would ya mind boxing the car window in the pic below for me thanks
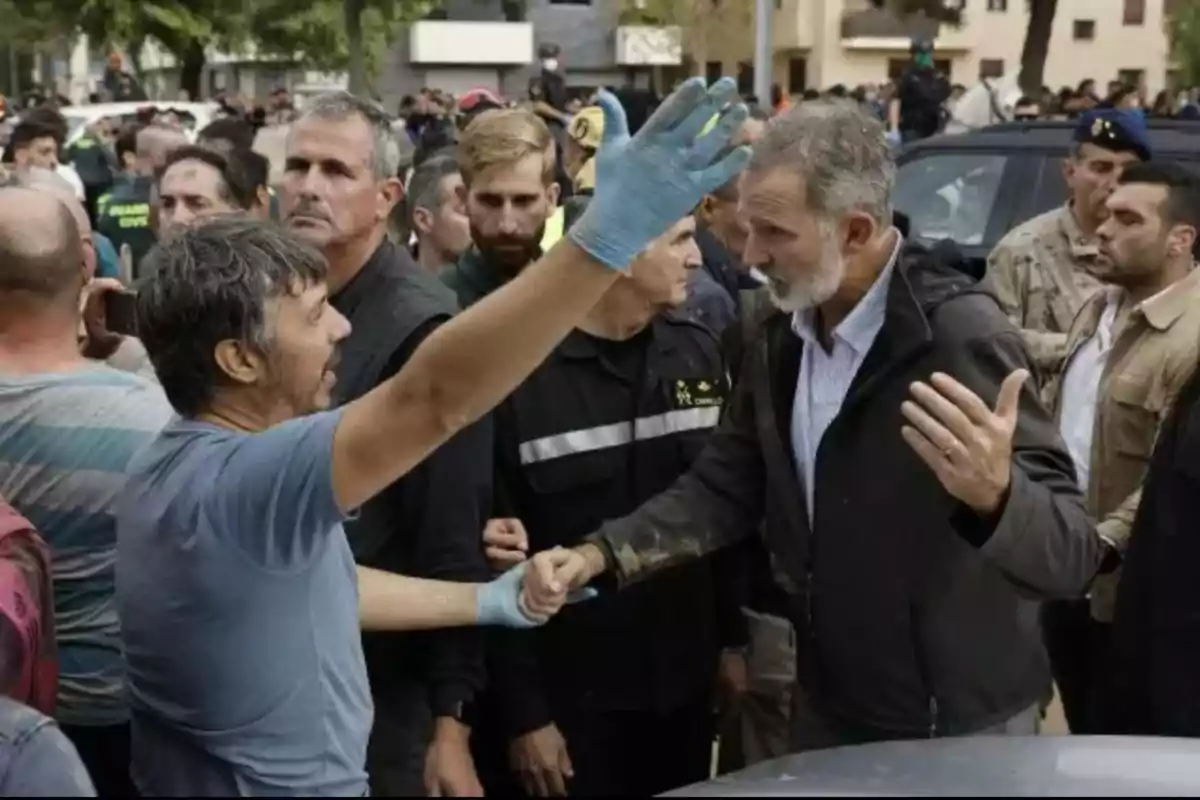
[894,153,1008,247]
[1029,157,1067,220]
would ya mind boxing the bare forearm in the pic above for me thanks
[357,566,480,631]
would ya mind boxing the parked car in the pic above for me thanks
[667,735,1200,796]
[58,101,220,146]
[893,119,1200,276]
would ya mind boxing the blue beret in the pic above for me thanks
[1074,108,1151,161]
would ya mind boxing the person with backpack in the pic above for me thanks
[0,498,55,718]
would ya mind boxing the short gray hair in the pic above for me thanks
[297,91,401,181]
[405,153,460,230]
[749,100,894,227]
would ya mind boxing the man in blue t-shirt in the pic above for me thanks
[116,79,751,796]
[117,219,588,796]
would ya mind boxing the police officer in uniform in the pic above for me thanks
[67,120,117,223]
[985,108,1150,376]
[480,206,726,797]
[96,125,187,278]
[889,38,949,144]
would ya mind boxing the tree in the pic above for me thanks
[9,0,255,99]
[1017,0,1057,96]
[14,0,437,100]
[251,0,438,96]
[1166,0,1200,89]
[338,0,440,95]
[0,0,73,47]
[0,0,71,96]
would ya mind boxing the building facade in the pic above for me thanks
[45,0,1175,107]
[377,0,682,109]
[700,0,1175,96]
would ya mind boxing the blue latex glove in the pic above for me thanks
[885,130,902,148]
[567,76,752,271]
[475,562,598,628]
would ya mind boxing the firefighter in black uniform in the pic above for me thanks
[890,38,950,144]
[476,207,731,797]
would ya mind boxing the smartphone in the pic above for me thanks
[104,289,139,337]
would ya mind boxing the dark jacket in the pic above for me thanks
[694,225,745,303]
[587,243,1104,739]
[490,314,727,733]
[898,65,950,139]
[331,240,491,722]
[95,175,156,279]
[441,247,514,309]
[1101,365,1200,737]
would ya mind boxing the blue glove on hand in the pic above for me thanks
[567,76,753,271]
[477,563,540,628]
[476,562,598,628]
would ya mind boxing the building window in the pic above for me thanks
[1073,19,1096,40]
[705,61,723,84]
[1123,0,1145,25]
[987,0,1007,10]
[736,62,754,97]
[979,59,1004,79]
[548,0,590,6]
[788,57,806,93]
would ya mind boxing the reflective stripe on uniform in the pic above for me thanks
[518,405,720,465]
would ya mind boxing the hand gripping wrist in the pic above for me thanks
[475,563,540,628]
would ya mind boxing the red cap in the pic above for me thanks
[458,88,504,113]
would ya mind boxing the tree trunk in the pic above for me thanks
[179,39,206,101]
[1018,0,1057,96]
[345,0,367,96]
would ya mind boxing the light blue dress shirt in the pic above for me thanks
[791,233,902,522]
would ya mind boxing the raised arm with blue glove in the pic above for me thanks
[568,77,752,271]
[337,80,754,578]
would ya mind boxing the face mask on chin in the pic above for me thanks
[542,59,559,73]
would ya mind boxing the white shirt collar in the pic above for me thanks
[791,229,904,354]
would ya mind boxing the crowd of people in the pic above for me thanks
[0,41,1199,799]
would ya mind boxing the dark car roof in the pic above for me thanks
[902,119,1200,158]
[668,735,1200,797]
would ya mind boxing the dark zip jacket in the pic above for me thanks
[587,241,1104,739]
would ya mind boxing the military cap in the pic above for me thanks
[1074,108,1151,161]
